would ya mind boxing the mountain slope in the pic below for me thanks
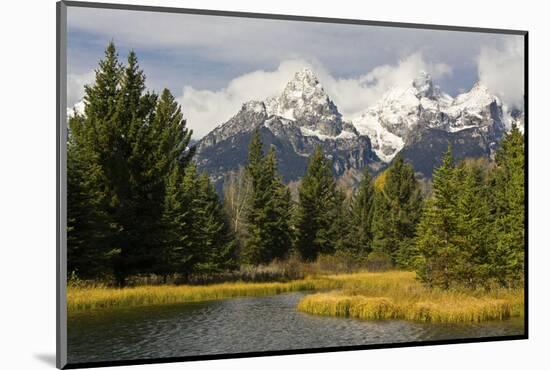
[195,69,381,189]
[352,71,509,175]
[68,68,522,186]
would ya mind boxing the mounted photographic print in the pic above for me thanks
[56,1,528,368]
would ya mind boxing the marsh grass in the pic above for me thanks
[68,270,524,324]
[297,272,524,323]
[67,277,342,313]
[66,271,398,312]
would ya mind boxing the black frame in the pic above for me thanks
[56,1,529,369]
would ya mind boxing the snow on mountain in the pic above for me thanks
[66,67,519,186]
[352,111,405,163]
[353,71,507,162]
[196,68,378,188]
[445,82,504,133]
[265,68,345,137]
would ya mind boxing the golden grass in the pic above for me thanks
[297,271,524,323]
[67,276,343,313]
[67,271,405,312]
[68,270,524,324]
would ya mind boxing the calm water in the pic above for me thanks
[67,292,524,364]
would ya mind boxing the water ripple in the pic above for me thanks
[68,292,524,364]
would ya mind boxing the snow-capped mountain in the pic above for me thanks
[264,68,345,137]
[67,67,522,187]
[195,68,379,188]
[352,71,507,163]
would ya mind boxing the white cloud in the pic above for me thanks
[323,53,452,118]
[67,70,94,107]
[178,53,452,138]
[178,60,312,138]
[477,37,524,109]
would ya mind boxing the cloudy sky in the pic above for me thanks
[67,6,525,138]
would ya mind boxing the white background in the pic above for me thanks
[0,0,547,369]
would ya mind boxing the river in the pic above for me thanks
[67,292,524,364]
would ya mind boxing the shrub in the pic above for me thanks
[365,251,393,272]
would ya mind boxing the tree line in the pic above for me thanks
[67,43,236,286]
[68,43,525,289]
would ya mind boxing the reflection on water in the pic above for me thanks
[68,292,524,364]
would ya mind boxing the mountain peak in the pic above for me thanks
[241,100,267,115]
[293,67,319,84]
[470,81,490,93]
[265,68,343,136]
[412,70,435,98]
[452,81,496,109]
[284,67,323,97]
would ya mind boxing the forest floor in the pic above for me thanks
[67,271,523,323]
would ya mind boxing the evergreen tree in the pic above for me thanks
[105,50,157,286]
[348,168,376,256]
[241,131,293,264]
[415,146,459,287]
[491,125,525,286]
[156,163,186,282]
[241,130,267,264]
[150,89,195,279]
[67,42,123,279]
[194,172,238,274]
[294,146,339,261]
[415,141,524,289]
[453,159,493,287]
[67,42,240,284]
[372,154,423,267]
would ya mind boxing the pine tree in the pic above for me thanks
[67,42,241,284]
[150,89,195,279]
[263,148,293,261]
[294,146,339,261]
[194,172,238,274]
[241,130,267,264]
[106,50,157,286]
[241,131,292,264]
[372,154,423,267]
[453,159,493,287]
[348,168,376,256]
[490,125,525,286]
[67,42,123,279]
[415,146,459,287]
[156,163,186,282]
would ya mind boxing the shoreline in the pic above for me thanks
[67,271,523,324]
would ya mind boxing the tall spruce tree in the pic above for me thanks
[415,146,459,287]
[67,42,123,279]
[294,146,340,261]
[262,148,294,261]
[415,142,524,289]
[453,159,493,287]
[153,89,195,280]
[241,130,267,264]
[491,125,525,286]
[372,154,423,267]
[241,131,292,264]
[348,168,376,256]
[105,50,158,286]
[67,42,242,285]
[194,172,238,274]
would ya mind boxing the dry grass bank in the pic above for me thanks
[68,271,524,324]
[297,272,524,323]
[67,277,341,312]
